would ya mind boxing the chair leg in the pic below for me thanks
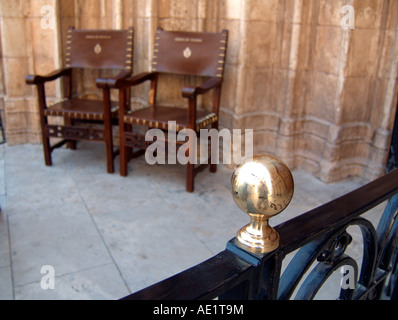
[36,84,53,166]
[186,163,194,192]
[119,123,129,177]
[104,121,114,174]
[40,122,52,166]
[209,136,217,172]
[105,140,115,174]
[119,139,128,177]
[64,117,76,150]
[42,135,52,167]
[210,121,218,173]
[104,122,114,174]
[67,141,77,150]
[119,122,134,177]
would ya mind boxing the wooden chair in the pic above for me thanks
[26,27,134,173]
[114,28,228,192]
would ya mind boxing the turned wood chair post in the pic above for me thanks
[102,86,114,174]
[36,83,52,166]
[186,95,198,193]
[148,73,158,107]
[118,86,128,177]
[63,69,76,150]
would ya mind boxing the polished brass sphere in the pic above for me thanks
[231,155,294,217]
[231,155,294,253]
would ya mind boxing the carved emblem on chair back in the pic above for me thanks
[94,43,102,55]
[183,47,192,59]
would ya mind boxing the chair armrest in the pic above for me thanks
[182,77,222,98]
[25,68,72,85]
[96,70,132,88]
[103,72,158,88]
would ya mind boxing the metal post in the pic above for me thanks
[220,154,295,299]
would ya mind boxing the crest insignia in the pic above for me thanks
[94,43,102,55]
[183,47,192,59]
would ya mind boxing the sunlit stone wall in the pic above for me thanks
[0,0,397,182]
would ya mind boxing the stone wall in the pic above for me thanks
[0,0,397,182]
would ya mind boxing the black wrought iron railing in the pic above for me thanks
[122,156,398,301]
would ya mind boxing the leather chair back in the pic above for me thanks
[65,26,133,70]
[151,28,228,78]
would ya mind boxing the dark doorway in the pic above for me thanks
[387,98,398,173]
[0,110,4,144]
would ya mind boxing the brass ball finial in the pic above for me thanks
[231,155,294,253]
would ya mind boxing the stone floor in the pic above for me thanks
[0,142,388,300]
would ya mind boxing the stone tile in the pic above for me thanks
[8,201,113,287]
[0,0,23,18]
[2,99,28,115]
[25,0,57,18]
[75,0,101,18]
[136,0,155,18]
[341,76,371,123]
[220,0,244,20]
[308,72,338,123]
[219,64,239,111]
[5,157,81,215]
[3,58,30,98]
[167,0,199,19]
[0,212,10,268]
[28,18,56,60]
[14,263,129,300]
[0,266,13,300]
[318,0,345,27]
[59,0,75,18]
[0,18,27,57]
[337,124,373,144]
[218,20,241,65]
[251,69,284,114]
[385,0,398,31]
[4,143,44,165]
[2,112,28,139]
[353,0,384,29]
[246,21,279,68]
[161,165,249,254]
[376,30,398,80]
[252,131,278,155]
[287,169,365,206]
[346,28,379,78]
[93,202,214,293]
[335,141,371,163]
[2,132,28,146]
[248,0,280,22]
[314,26,342,75]
[66,148,172,216]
